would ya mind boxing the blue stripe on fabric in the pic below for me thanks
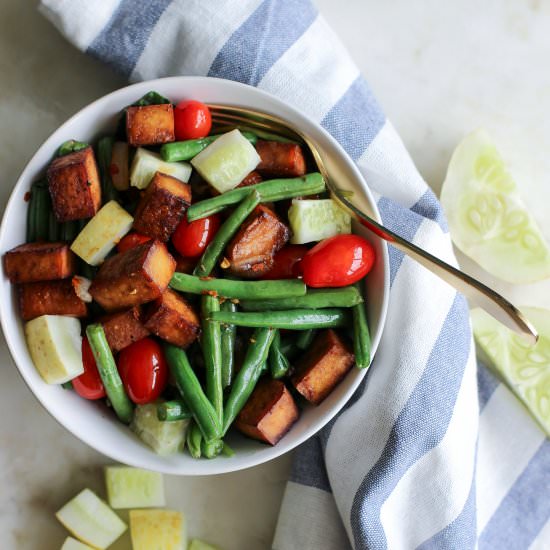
[477,363,500,410]
[321,77,385,161]
[86,0,172,78]
[410,189,449,232]
[290,435,332,492]
[479,439,550,550]
[207,0,317,86]
[350,293,472,549]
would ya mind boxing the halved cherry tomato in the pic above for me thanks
[72,337,106,400]
[116,233,151,253]
[174,100,212,141]
[300,234,375,288]
[260,245,309,280]
[117,338,168,405]
[171,214,221,258]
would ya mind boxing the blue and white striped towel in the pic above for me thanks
[40,1,549,548]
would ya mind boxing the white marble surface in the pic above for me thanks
[1,1,549,549]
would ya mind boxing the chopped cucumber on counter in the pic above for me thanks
[131,402,190,455]
[25,315,83,384]
[105,466,165,509]
[189,539,220,550]
[441,129,550,283]
[191,129,260,193]
[130,147,192,189]
[288,198,351,244]
[130,509,186,550]
[60,537,94,550]
[71,201,133,266]
[56,489,127,550]
[472,307,550,436]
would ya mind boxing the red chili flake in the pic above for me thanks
[24,191,32,202]
[109,163,119,176]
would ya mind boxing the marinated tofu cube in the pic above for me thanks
[133,172,191,242]
[101,307,150,353]
[235,379,299,445]
[226,205,289,278]
[89,240,176,311]
[143,289,200,348]
[126,104,175,146]
[255,140,306,178]
[3,242,76,283]
[236,170,263,188]
[18,279,88,322]
[291,329,355,405]
[47,146,101,221]
[173,253,196,274]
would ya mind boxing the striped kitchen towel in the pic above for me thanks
[39,1,549,548]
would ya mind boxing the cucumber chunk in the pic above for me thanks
[288,199,351,244]
[25,315,83,384]
[441,129,550,283]
[71,201,133,266]
[131,402,190,455]
[189,539,220,550]
[60,537,94,550]
[130,509,186,550]
[55,488,127,549]
[130,147,192,189]
[191,129,260,193]
[472,307,550,436]
[105,466,165,509]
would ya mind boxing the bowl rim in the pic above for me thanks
[0,75,390,475]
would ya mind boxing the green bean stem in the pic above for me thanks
[157,399,192,422]
[186,421,202,459]
[269,330,291,379]
[220,301,237,388]
[352,284,371,369]
[85,324,134,424]
[201,438,224,459]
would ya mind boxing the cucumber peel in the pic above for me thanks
[130,147,192,189]
[105,466,165,509]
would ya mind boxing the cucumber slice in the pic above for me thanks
[191,129,260,193]
[130,509,186,550]
[60,537,94,550]
[441,129,550,283]
[70,201,133,266]
[105,466,165,509]
[471,307,550,436]
[55,489,127,549]
[25,315,83,384]
[130,147,192,189]
[288,199,351,244]
[131,402,190,455]
[189,539,220,550]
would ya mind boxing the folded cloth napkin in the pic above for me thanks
[40,1,549,548]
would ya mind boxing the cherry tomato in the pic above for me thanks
[171,214,221,258]
[174,100,212,140]
[261,245,309,280]
[116,233,151,253]
[72,338,106,400]
[300,234,375,288]
[117,338,168,405]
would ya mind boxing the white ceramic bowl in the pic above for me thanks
[0,77,389,475]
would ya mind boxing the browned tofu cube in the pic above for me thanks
[3,242,76,284]
[89,240,176,311]
[126,104,175,146]
[226,205,289,278]
[46,147,101,221]
[236,171,263,188]
[291,329,355,405]
[235,379,299,445]
[18,279,88,321]
[133,172,191,241]
[173,253,197,274]
[255,140,306,177]
[143,289,200,348]
[101,307,150,353]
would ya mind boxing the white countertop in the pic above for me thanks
[1,1,549,548]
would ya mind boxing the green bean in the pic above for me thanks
[193,190,261,277]
[209,308,349,331]
[201,295,223,424]
[220,301,237,388]
[240,287,363,311]
[215,125,296,144]
[352,285,371,369]
[157,399,192,421]
[57,140,89,157]
[186,421,202,459]
[269,330,291,379]
[33,183,50,241]
[170,273,306,300]
[187,173,325,221]
[160,131,257,162]
[223,328,275,434]
[61,381,73,390]
[163,344,222,441]
[296,329,317,350]
[26,180,47,241]
[280,339,299,359]
[78,260,97,280]
[48,209,59,241]
[86,324,134,424]
[97,136,119,203]
[59,220,79,242]
[201,438,224,459]
[221,442,235,457]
